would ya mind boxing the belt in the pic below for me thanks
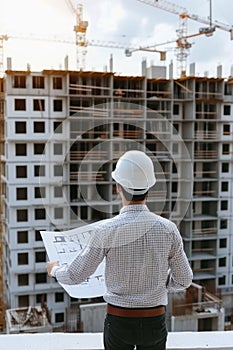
[107,304,166,318]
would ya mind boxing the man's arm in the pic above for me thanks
[167,225,193,291]
[46,245,106,285]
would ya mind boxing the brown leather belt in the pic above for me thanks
[107,304,165,318]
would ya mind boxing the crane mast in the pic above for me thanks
[65,1,88,70]
[137,0,190,75]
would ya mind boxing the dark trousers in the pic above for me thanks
[104,313,167,350]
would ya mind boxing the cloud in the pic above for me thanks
[187,29,233,73]
[1,0,233,76]
[95,0,126,34]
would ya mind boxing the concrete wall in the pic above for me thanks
[171,315,198,332]
[0,332,233,350]
[80,302,107,332]
[171,308,225,332]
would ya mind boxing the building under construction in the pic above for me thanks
[0,57,233,331]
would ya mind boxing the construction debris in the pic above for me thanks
[5,306,52,334]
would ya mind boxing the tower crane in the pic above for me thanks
[136,0,233,76]
[64,1,166,70]
[0,2,167,74]
[64,0,88,69]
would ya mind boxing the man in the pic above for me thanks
[47,150,193,350]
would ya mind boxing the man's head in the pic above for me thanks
[112,150,156,203]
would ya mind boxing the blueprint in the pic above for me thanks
[40,222,106,298]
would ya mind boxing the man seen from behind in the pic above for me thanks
[47,150,193,350]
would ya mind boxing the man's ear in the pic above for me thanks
[116,183,122,193]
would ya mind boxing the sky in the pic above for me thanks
[0,0,233,78]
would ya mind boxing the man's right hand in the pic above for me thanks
[46,261,59,277]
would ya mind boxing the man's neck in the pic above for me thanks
[122,199,146,206]
[129,200,146,205]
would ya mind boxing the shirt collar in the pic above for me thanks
[120,204,149,215]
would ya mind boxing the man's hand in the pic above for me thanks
[46,261,59,277]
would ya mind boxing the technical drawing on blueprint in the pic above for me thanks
[40,222,106,298]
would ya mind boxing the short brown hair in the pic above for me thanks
[121,186,148,201]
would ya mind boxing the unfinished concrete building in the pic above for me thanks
[169,283,225,332]
[0,59,233,329]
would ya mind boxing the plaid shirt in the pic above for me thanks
[54,204,193,308]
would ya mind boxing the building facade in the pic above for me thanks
[0,65,233,328]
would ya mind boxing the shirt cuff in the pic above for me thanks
[51,265,60,278]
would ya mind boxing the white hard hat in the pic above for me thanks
[111,150,156,194]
